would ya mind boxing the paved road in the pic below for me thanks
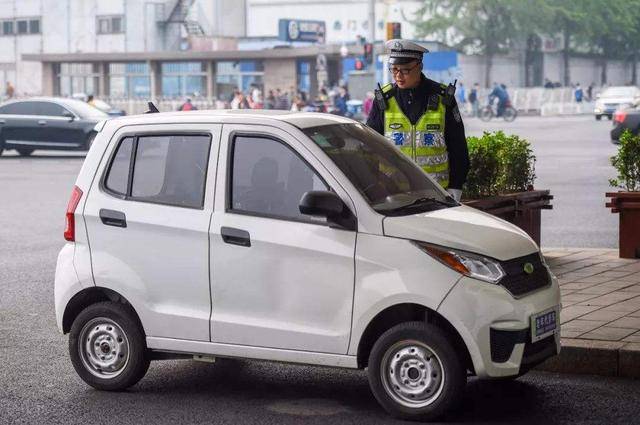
[467,115,619,248]
[0,126,638,424]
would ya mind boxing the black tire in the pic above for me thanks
[367,321,466,422]
[17,148,34,156]
[503,107,517,122]
[0,137,4,156]
[596,115,602,121]
[69,301,150,391]
[479,106,493,122]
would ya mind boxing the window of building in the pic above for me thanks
[105,135,211,209]
[297,60,311,94]
[215,61,264,101]
[97,15,124,34]
[57,63,100,97]
[29,19,40,34]
[16,20,27,34]
[109,62,150,98]
[2,21,13,36]
[161,62,206,98]
[229,135,327,222]
[0,17,39,36]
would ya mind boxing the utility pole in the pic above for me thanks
[368,0,375,44]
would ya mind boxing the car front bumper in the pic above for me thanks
[437,272,561,378]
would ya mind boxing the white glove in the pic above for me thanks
[447,188,462,202]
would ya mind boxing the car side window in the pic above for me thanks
[0,102,33,115]
[36,102,70,117]
[105,137,133,195]
[103,134,211,209]
[229,135,328,222]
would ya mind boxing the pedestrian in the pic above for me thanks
[544,78,553,89]
[250,84,263,109]
[574,83,583,103]
[468,82,479,117]
[5,81,14,98]
[177,97,197,111]
[334,86,349,116]
[457,82,466,105]
[230,92,249,109]
[363,91,374,117]
[587,83,594,101]
[366,39,469,201]
[87,94,96,107]
[264,90,276,109]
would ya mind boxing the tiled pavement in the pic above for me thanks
[544,248,640,343]
[540,248,640,378]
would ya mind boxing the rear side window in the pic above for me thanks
[103,134,211,208]
[36,102,69,117]
[0,102,35,115]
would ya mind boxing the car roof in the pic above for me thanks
[0,96,90,109]
[105,109,356,130]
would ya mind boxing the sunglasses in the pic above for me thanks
[388,63,421,76]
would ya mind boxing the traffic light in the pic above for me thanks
[363,43,373,65]
[355,58,364,71]
[386,22,401,40]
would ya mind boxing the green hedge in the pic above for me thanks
[610,130,640,192]
[464,131,536,199]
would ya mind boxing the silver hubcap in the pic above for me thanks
[381,340,445,408]
[79,317,129,379]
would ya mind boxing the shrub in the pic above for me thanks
[609,130,640,192]
[463,131,536,199]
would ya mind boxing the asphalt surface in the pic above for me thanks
[466,115,619,248]
[1,117,637,424]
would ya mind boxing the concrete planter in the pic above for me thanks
[606,191,640,258]
[463,190,553,246]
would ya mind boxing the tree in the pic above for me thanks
[413,0,541,87]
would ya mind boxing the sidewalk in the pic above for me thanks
[537,248,640,378]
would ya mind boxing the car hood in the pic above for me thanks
[599,96,635,104]
[382,205,538,261]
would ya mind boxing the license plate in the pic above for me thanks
[530,307,558,342]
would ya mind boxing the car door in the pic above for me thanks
[33,101,86,147]
[83,123,221,341]
[210,124,357,354]
[0,101,40,144]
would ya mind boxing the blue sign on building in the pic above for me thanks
[278,19,326,43]
[423,51,460,84]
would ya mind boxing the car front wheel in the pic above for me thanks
[367,321,466,422]
[69,301,150,391]
[17,148,34,156]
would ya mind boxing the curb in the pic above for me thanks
[535,338,640,379]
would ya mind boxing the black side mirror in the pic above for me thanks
[63,111,75,121]
[299,191,356,231]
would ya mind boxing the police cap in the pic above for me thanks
[386,39,429,65]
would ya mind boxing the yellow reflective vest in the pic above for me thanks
[382,83,449,188]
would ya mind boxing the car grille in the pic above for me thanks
[499,253,551,297]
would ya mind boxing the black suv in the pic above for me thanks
[0,97,109,156]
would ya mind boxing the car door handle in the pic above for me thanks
[99,209,127,228]
[37,120,47,125]
[220,226,251,247]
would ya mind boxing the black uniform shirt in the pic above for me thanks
[366,74,470,190]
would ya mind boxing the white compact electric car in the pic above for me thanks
[55,110,560,421]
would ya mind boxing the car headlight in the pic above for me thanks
[414,242,506,284]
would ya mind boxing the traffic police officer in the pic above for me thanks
[366,39,469,202]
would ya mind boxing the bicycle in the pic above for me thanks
[479,99,517,122]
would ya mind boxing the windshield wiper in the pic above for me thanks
[380,196,458,213]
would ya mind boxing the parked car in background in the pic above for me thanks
[594,86,640,120]
[0,97,108,156]
[611,106,640,143]
[72,93,126,117]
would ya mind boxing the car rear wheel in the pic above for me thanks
[16,148,34,156]
[69,301,150,391]
[367,321,466,422]
[595,115,602,121]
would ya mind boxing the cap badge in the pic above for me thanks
[394,41,402,49]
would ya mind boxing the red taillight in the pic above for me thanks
[614,111,627,124]
[64,186,83,242]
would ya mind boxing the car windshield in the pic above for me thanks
[303,123,454,215]
[602,87,637,98]
[64,100,109,119]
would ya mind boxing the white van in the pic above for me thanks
[55,110,560,421]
